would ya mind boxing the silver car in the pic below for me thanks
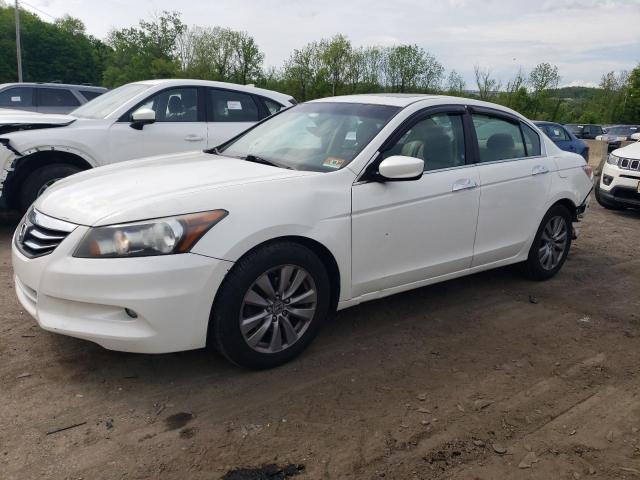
[0,83,107,114]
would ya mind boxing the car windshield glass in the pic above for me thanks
[71,83,152,119]
[219,102,400,172]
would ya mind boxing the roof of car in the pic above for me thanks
[0,82,106,90]
[128,79,295,104]
[533,121,561,126]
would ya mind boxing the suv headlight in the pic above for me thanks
[74,210,228,258]
[606,154,619,166]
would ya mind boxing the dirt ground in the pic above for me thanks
[1,196,640,480]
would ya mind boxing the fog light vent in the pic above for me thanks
[125,308,138,319]
[602,174,613,186]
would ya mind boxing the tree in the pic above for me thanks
[232,31,264,84]
[103,11,184,87]
[445,70,466,95]
[528,62,560,117]
[622,64,640,123]
[319,34,351,96]
[385,44,426,92]
[474,65,500,100]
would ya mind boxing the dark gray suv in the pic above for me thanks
[0,83,107,114]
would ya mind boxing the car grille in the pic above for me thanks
[15,209,77,258]
[619,157,640,172]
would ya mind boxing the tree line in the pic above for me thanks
[0,5,638,124]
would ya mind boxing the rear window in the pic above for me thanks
[79,90,104,101]
[209,89,259,122]
[0,87,33,107]
[38,88,80,107]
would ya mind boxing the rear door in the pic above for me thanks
[471,109,555,266]
[206,88,262,147]
[108,86,207,162]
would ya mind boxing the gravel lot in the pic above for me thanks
[1,197,639,480]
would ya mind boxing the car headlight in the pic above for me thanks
[74,210,228,258]
[606,154,619,166]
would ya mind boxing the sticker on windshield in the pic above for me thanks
[227,101,242,110]
[323,157,345,169]
[11,96,21,102]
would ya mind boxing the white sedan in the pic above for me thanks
[0,79,295,211]
[12,94,593,369]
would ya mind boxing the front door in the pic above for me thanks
[206,88,262,148]
[351,110,480,297]
[108,87,207,163]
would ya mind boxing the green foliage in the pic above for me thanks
[0,6,107,85]
[1,4,638,124]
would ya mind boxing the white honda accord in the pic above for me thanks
[12,94,593,369]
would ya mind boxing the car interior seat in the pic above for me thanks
[486,133,515,162]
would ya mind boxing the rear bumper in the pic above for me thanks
[11,227,234,353]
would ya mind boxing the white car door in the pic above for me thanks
[206,88,262,148]
[470,111,555,267]
[108,86,207,163]
[351,109,481,298]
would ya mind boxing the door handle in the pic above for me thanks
[452,178,478,192]
[184,134,204,142]
[532,165,549,175]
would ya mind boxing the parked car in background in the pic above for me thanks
[0,83,107,114]
[596,125,640,150]
[566,123,604,140]
[0,79,296,211]
[11,94,593,369]
[534,121,589,161]
[596,141,640,210]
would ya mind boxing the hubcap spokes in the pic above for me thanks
[538,216,568,270]
[240,265,317,353]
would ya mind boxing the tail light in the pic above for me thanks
[582,164,593,180]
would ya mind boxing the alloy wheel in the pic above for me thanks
[239,264,317,354]
[538,215,568,270]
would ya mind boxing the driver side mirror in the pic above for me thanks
[378,155,424,181]
[130,108,156,130]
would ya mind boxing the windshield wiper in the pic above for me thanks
[243,154,292,169]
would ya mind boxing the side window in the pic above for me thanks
[209,89,259,122]
[521,123,541,156]
[262,98,284,116]
[135,88,199,122]
[541,125,569,142]
[79,90,104,101]
[472,114,526,162]
[383,113,466,171]
[0,87,34,107]
[38,88,80,107]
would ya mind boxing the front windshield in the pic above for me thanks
[71,83,153,119]
[219,102,400,172]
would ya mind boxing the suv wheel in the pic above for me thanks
[210,242,331,369]
[523,204,572,280]
[19,164,81,211]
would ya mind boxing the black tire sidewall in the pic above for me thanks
[526,205,573,280]
[20,164,81,211]
[211,242,331,369]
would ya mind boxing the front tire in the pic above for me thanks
[523,204,572,280]
[210,242,331,369]
[19,163,82,212]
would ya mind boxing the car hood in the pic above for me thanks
[0,111,75,134]
[613,141,640,160]
[35,151,317,226]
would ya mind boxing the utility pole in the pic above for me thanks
[15,0,23,82]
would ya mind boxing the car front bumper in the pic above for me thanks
[599,162,640,207]
[11,225,234,353]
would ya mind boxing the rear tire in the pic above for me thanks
[19,163,81,212]
[210,241,330,369]
[523,204,572,281]
[595,184,624,210]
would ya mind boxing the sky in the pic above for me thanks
[21,0,640,88]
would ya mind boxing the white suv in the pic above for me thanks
[12,95,593,369]
[596,141,640,210]
[0,79,295,211]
